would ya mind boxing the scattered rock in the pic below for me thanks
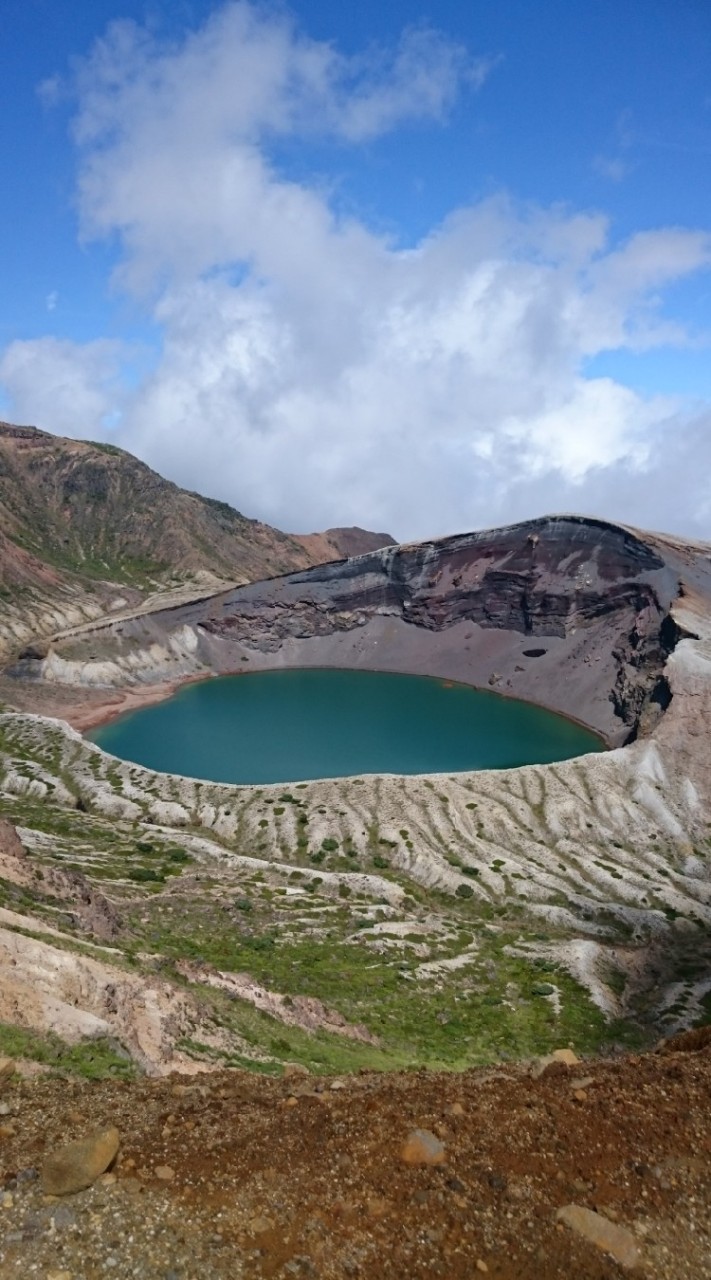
[155,1165,175,1181]
[0,1057,15,1091]
[532,1048,581,1077]
[556,1204,641,1269]
[570,1076,595,1090]
[367,1198,389,1218]
[552,1049,580,1066]
[248,1215,274,1234]
[283,1063,310,1078]
[0,819,27,862]
[449,1102,465,1117]
[656,1025,711,1055]
[400,1129,446,1166]
[40,1126,120,1196]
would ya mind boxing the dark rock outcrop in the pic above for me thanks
[190,515,700,744]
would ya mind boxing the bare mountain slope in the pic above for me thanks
[292,526,396,561]
[0,421,390,656]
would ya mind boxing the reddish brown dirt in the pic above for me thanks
[1,1037,710,1278]
[0,673,186,732]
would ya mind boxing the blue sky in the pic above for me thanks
[1,0,710,537]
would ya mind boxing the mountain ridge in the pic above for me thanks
[0,421,393,656]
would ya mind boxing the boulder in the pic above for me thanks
[41,1126,120,1196]
[556,1204,640,1269]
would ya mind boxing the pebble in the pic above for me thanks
[476,1262,489,1274]
[400,1129,446,1166]
[552,1049,580,1067]
[449,1102,465,1117]
[51,1205,78,1229]
[367,1198,389,1218]
[248,1215,274,1234]
[41,1126,121,1196]
[155,1166,175,1181]
[46,1271,73,1280]
[556,1204,641,1269]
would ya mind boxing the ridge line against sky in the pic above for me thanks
[1,0,710,540]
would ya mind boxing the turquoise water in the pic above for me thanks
[88,668,603,785]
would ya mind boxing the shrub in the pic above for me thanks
[167,848,190,864]
[455,883,474,899]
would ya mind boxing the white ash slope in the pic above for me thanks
[0,597,710,1045]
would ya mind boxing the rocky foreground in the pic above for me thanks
[1,1032,710,1280]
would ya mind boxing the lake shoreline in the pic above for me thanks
[87,667,606,785]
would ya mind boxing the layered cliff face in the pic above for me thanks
[192,515,694,744]
[19,514,711,747]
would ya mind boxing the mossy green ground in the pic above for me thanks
[0,1023,135,1080]
[0,715,702,1079]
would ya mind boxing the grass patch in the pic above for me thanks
[0,1022,136,1080]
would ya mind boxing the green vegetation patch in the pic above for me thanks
[0,1022,136,1080]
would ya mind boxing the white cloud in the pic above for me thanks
[593,155,630,182]
[0,337,124,439]
[2,2,711,541]
[45,291,59,312]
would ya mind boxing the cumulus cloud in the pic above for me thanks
[2,2,711,541]
[0,337,125,438]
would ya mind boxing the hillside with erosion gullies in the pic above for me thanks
[0,438,711,1275]
[0,421,391,660]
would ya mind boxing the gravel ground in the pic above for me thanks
[1,1033,711,1279]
